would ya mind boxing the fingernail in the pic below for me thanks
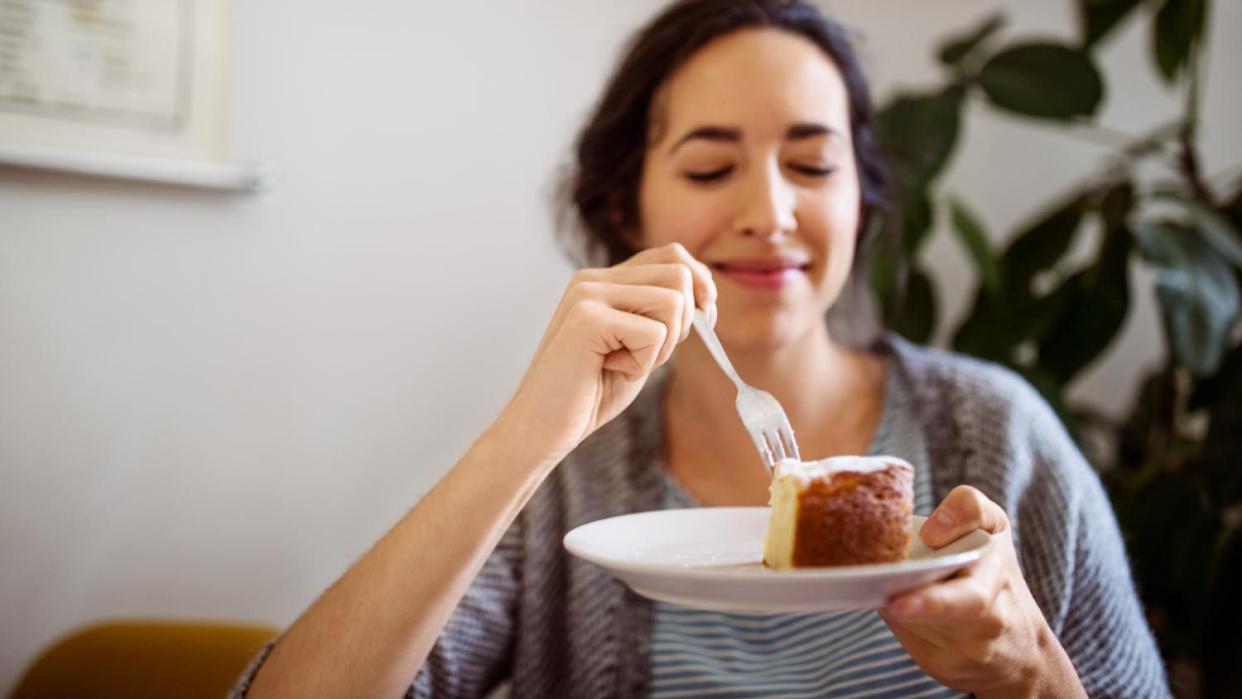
[934,508,956,528]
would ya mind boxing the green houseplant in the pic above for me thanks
[867,1,1242,696]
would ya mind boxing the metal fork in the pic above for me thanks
[691,309,801,474]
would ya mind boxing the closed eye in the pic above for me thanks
[686,166,734,183]
[789,164,835,177]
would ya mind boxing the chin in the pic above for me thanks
[715,305,814,353]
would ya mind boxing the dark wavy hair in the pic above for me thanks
[556,0,888,275]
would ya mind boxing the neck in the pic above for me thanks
[661,321,887,505]
[667,321,858,436]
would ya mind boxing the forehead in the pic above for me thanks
[655,28,852,143]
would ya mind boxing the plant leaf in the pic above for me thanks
[1100,179,1136,230]
[951,195,1087,360]
[1193,342,1242,504]
[1038,221,1132,384]
[1152,0,1208,83]
[1190,347,1242,413]
[901,189,936,256]
[1114,367,1177,476]
[1225,178,1242,230]
[1002,194,1088,299]
[875,87,964,189]
[1110,469,1216,656]
[871,182,933,319]
[950,293,1006,361]
[1136,221,1241,376]
[1153,190,1242,269]
[1079,0,1145,49]
[1203,530,1242,694]
[949,198,1002,293]
[891,266,937,345]
[979,43,1104,120]
[938,13,1006,66]
[950,267,1078,365]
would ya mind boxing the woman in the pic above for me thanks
[236,1,1168,697]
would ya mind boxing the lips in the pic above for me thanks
[711,257,810,291]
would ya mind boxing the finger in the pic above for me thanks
[576,282,684,368]
[586,303,668,380]
[621,243,718,320]
[884,550,1005,625]
[577,264,695,341]
[878,608,942,650]
[920,485,1010,548]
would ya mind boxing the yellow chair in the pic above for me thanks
[8,619,279,699]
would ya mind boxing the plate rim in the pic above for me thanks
[563,506,992,580]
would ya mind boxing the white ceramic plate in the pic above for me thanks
[563,507,991,614]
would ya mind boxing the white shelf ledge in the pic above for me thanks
[0,145,268,192]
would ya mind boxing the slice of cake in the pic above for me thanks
[763,456,914,569]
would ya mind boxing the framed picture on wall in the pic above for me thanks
[0,0,262,191]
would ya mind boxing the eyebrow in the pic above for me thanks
[667,122,842,155]
[786,123,840,141]
[667,126,741,155]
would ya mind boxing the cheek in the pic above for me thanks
[639,178,726,251]
[806,180,860,263]
[830,201,860,260]
[799,179,861,303]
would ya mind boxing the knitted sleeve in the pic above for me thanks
[1034,416,1170,698]
[962,359,1170,699]
[903,341,1171,699]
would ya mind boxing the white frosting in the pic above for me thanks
[772,455,912,484]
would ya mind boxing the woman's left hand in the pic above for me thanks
[879,485,1086,699]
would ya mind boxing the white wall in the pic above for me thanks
[1,1,1238,692]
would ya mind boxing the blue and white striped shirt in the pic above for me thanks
[650,369,964,698]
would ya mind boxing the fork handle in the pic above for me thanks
[692,309,746,393]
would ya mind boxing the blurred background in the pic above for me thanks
[1,1,1239,696]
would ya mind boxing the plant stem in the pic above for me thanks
[1055,120,1180,161]
[1178,18,1216,206]
[1121,121,1183,159]
[1066,122,1149,149]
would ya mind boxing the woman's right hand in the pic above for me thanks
[245,244,714,699]
[495,243,717,466]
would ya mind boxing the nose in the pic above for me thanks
[733,160,797,240]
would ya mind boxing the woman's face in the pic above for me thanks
[637,28,861,351]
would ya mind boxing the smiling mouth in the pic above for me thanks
[711,262,811,273]
[710,261,811,291]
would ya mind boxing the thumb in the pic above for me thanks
[920,485,1008,549]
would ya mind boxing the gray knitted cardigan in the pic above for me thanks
[233,337,1170,698]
